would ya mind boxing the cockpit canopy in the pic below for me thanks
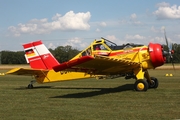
[94,37,144,51]
[79,37,144,58]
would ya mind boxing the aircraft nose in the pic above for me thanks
[148,43,166,68]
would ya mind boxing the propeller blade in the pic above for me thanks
[163,29,175,70]
[164,29,169,51]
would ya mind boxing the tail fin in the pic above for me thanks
[23,40,60,70]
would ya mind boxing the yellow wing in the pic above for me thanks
[53,55,140,75]
[77,55,140,74]
[7,55,140,76]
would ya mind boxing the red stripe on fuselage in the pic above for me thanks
[109,47,148,56]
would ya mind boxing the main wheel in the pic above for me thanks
[134,79,148,91]
[148,77,159,89]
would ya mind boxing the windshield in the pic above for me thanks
[102,38,117,48]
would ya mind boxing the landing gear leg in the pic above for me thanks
[27,80,36,89]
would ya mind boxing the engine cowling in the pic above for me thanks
[149,43,166,68]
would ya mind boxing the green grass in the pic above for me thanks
[0,69,180,120]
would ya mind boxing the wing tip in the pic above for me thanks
[6,68,22,74]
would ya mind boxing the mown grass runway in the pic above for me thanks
[0,69,180,120]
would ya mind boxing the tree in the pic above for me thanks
[53,45,80,63]
[1,51,26,64]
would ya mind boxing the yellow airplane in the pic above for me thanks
[6,35,173,91]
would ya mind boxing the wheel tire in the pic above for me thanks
[148,77,159,89]
[28,84,33,89]
[134,79,148,91]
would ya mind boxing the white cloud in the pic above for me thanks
[154,2,180,20]
[104,35,125,45]
[106,35,117,42]
[96,28,100,32]
[133,21,142,25]
[48,43,56,49]
[8,11,91,36]
[151,26,158,33]
[119,19,128,25]
[95,21,107,32]
[64,37,88,49]
[151,26,170,37]
[130,13,137,20]
[8,26,21,37]
[151,26,164,33]
[129,14,143,25]
[52,13,61,21]
[99,22,107,27]
[156,2,170,7]
[150,37,165,44]
[68,37,82,44]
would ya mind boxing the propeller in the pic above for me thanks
[163,29,175,70]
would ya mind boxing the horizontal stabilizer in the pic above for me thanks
[6,68,48,76]
[6,67,92,84]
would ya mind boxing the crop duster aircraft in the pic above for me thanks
[6,33,173,91]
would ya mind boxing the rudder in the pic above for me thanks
[23,40,60,70]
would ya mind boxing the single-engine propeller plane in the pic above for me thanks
[6,32,174,91]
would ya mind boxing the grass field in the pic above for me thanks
[0,69,180,120]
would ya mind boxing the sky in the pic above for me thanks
[1,0,180,51]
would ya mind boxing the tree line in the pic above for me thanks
[0,44,180,64]
[0,45,80,64]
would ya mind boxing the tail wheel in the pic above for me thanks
[28,84,33,89]
[148,77,159,89]
[134,79,148,91]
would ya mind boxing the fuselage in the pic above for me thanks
[72,38,166,71]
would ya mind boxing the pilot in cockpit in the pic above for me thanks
[95,45,101,50]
